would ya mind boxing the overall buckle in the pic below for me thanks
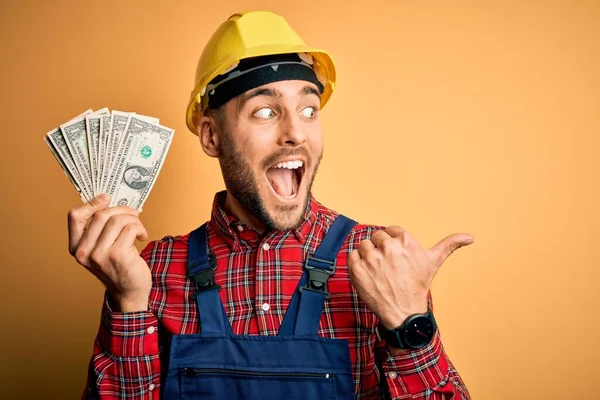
[299,254,335,299]
[190,254,220,293]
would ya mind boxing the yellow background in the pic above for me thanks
[1,1,598,398]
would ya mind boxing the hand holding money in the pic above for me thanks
[68,195,151,312]
[45,108,174,309]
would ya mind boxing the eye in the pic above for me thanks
[253,107,276,119]
[300,106,318,119]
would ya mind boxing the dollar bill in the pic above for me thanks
[100,111,131,193]
[60,115,98,197]
[46,109,93,197]
[85,108,109,194]
[97,114,111,192]
[86,116,101,194]
[44,135,89,202]
[105,116,174,210]
[46,109,94,200]
[101,112,160,195]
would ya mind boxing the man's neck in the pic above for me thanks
[222,191,267,234]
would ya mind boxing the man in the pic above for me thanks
[70,11,474,399]
[123,166,151,190]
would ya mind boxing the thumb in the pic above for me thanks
[68,194,111,254]
[428,233,474,269]
[81,194,111,218]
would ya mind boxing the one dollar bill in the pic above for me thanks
[105,115,174,210]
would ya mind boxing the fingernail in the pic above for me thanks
[466,237,475,244]
[97,194,110,202]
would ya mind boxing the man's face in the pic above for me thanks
[129,169,142,181]
[214,79,324,231]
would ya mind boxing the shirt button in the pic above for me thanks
[149,383,155,391]
[237,224,244,232]
[261,303,270,311]
[388,371,398,379]
[147,326,155,334]
[262,243,270,251]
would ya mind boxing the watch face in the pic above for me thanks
[403,316,435,348]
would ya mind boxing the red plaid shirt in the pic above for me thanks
[83,191,470,399]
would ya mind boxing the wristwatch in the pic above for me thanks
[375,311,438,349]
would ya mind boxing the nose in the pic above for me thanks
[278,111,306,147]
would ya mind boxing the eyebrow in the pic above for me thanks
[239,84,321,109]
[301,85,321,98]
[239,88,282,109]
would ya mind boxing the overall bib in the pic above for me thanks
[162,215,358,399]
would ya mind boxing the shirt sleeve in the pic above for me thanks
[81,294,161,400]
[378,332,470,399]
[82,242,162,400]
[377,293,471,399]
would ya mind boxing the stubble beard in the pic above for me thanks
[218,131,323,231]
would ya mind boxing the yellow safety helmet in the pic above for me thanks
[185,11,336,135]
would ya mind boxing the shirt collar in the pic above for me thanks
[209,190,318,248]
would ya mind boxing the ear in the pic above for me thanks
[197,112,221,158]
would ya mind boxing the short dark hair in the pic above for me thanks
[205,105,226,130]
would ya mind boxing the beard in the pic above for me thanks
[218,131,322,231]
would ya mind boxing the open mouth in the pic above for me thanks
[265,160,305,200]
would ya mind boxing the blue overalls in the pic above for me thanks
[162,215,358,399]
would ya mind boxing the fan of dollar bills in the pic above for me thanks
[44,108,175,211]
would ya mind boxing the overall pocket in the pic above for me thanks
[181,367,335,400]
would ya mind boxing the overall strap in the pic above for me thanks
[280,215,357,336]
[188,223,233,335]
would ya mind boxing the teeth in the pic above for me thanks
[275,160,303,169]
